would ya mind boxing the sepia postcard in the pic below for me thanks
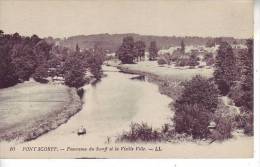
[0,0,254,159]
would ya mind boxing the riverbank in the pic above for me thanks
[115,64,184,108]
[109,61,253,145]
[0,81,83,142]
[107,60,213,103]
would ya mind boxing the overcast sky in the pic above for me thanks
[0,0,253,38]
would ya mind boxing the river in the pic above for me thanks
[24,66,172,146]
[1,66,253,158]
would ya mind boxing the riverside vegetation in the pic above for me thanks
[0,30,104,142]
[116,36,253,143]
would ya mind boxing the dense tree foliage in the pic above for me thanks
[148,41,158,61]
[0,31,104,89]
[0,31,50,87]
[240,40,253,110]
[174,76,219,139]
[214,41,237,95]
[64,54,86,88]
[116,36,135,64]
[229,40,253,109]
[116,36,146,64]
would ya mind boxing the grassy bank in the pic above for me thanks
[0,82,83,142]
[118,65,184,103]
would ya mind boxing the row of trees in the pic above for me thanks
[0,30,104,89]
[116,36,158,64]
[0,30,52,88]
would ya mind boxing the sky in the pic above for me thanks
[0,0,254,39]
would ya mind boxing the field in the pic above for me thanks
[0,80,82,142]
[108,60,214,81]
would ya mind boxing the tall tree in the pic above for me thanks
[148,41,158,61]
[180,40,185,53]
[214,41,237,95]
[88,44,104,80]
[116,36,135,64]
[240,39,253,110]
[76,43,80,52]
[133,40,146,62]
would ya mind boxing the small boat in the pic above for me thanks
[77,126,86,135]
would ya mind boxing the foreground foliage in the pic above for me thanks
[174,75,219,139]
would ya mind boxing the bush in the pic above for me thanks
[174,103,210,139]
[211,116,232,140]
[117,122,162,142]
[174,76,219,139]
[235,108,253,135]
[229,81,253,111]
[243,111,253,135]
[157,57,167,65]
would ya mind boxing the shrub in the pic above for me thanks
[174,103,210,139]
[175,58,190,66]
[211,116,232,140]
[243,111,253,135]
[174,76,219,139]
[157,57,167,65]
[235,108,253,135]
[117,122,162,142]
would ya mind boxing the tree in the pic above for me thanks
[174,75,219,139]
[133,40,146,61]
[0,32,53,87]
[11,43,37,81]
[116,36,135,64]
[76,43,80,52]
[64,55,86,88]
[88,44,104,80]
[148,41,158,61]
[214,41,237,95]
[180,40,185,53]
[0,34,19,88]
[237,39,253,110]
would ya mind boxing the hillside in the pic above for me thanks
[45,33,246,53]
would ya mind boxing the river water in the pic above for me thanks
[23,66,173,146]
